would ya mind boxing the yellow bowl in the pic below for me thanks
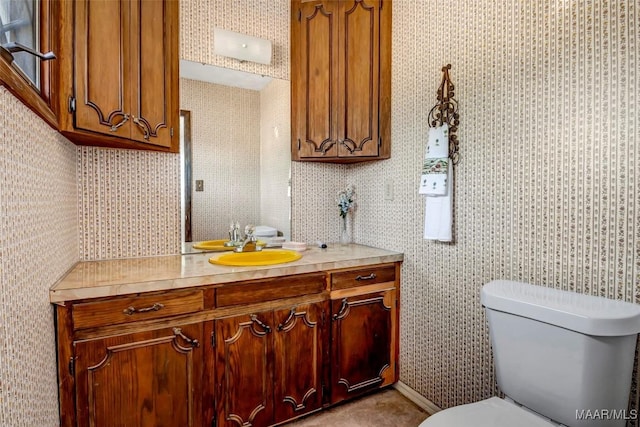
[209,249,302,266]
[192,239,233,251]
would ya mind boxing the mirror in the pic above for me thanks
[179,60,291,254]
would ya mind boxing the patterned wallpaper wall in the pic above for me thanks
[78,147,181,260]
[181,78,261,242]
[340,0,639,417]
[0,88,78,426]
[180,0,290,81]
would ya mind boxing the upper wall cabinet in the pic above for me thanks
[54,0,179,152]
[291,0,391,163]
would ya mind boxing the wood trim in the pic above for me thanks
[290,0,301,161]
[394,381,442,415]
[329,281,395,299]
[216,273,326,307]
[394,261,401,381]
[55,304,76,427]
[378,0,392,159]
[181,110,193,242]
[165,0,179,152]
[59,128,177,151]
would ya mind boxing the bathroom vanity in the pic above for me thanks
[51,244,402,427]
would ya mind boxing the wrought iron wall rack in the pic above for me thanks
[428,64,460,164]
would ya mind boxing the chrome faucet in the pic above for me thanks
[234,224,262,252]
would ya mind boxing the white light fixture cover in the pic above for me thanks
[213,28,272,65]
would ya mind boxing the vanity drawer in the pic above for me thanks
[216,273,326,307]
[72,289,204,330]
[331,264,396,290]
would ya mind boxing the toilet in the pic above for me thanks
[421,280,640,427]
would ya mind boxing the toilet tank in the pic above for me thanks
[482,280,640,427]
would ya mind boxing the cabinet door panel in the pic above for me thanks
[74,0,131,138]
[340,0,380,157]
[294,0,340,158]
[215,313,274,427]
[74,324,203,427]
[129,0,174,147]
[330,289,395,404]
[273,302,327,423]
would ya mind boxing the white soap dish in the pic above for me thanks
[282,241,307,252]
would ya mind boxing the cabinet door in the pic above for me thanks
[68,0,178,150]
[292,0,341,159]
[273,302,328,423]
[215,312,274,427]
[129,0,177,148]
[338,0,381,158]
[74,0,132,139]
[73,324,204,427]
[330,289,396,404]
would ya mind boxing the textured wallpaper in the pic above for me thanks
[0,88,78,426]
[180,0,289,81]
[77,147,181,260]
[341,0,640,417]
[180,78,261,242]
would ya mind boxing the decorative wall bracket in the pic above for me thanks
[428,64,460,164]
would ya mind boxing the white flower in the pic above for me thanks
[336,184,356,218]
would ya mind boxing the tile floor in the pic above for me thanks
[285,388,430,427]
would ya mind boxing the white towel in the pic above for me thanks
[424,166,453,242]
[419,124,449,195]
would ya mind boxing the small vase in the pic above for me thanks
[339,211,353,244]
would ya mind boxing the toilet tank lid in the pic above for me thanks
[481,280,640,336]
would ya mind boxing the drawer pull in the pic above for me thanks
[250,314,272,333]
[355,273,377,281]
[173,328,200,348]
[122,302,164,316]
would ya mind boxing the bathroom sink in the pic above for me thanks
[192,239,233,251]
[209,249,302,266]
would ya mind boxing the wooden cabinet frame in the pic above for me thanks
[53,0,179,152]
[291,0,392,163]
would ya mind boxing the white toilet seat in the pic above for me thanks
[419,397,558,427]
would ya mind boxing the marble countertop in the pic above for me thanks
[50,244,403,303]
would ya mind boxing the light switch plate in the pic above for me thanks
[195,180,204,192]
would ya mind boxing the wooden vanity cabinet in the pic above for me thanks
[53,0,179,152]
[214,302,328,427]
[291,0,391,163]
[73,324,205,427]
[55,262,400,427]
[55,289,207,427]
[329,264,399,404]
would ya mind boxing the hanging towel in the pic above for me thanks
[419,124,449,195]
[424,165,453,242]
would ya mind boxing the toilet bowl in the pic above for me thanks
[419,280,640,427]
[422,397,557,427]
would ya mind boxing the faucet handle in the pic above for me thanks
[244,224,256,238]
